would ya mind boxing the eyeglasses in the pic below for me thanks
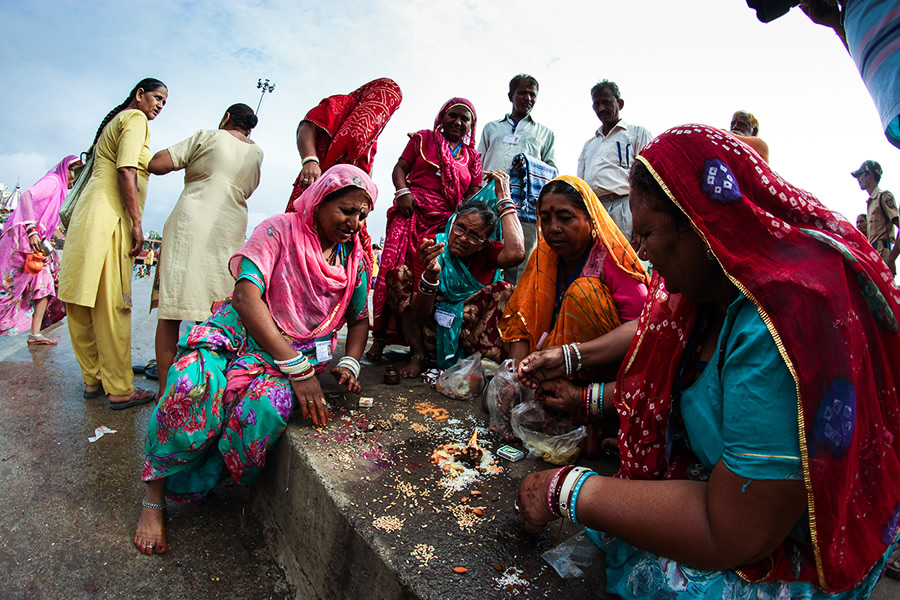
[451,223,486,245]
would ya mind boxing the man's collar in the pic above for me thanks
[871,185,883,199]
[596,120,627,137]
[505,113,534,124]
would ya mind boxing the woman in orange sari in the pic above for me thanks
[500,175,648,380]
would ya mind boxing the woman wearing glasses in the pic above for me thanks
[383,171,524,377]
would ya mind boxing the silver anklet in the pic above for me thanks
[142,498,166,510]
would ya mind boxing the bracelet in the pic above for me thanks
[498,208,518,220]
[590,383,601,418]
[395,187,411,198]
[562,344,572,377]
[569,471,597,525]
[599,382,606,417]
[336,356,361,379]
[301,155,320,166]
[274,354,304,367]
[570,343,583,373]
[420,273,439,289]
[418,282,436,295]
[558,467,591,520]
[546,466,572,517]
[286,364,316,381]
[583,386,590,420]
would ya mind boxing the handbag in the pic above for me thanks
[59,151,94,229]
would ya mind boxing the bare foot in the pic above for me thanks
[399,355,424,378]
[133,505,167,555]
[365,339,386,361]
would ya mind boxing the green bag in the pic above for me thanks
[59,151,94,229]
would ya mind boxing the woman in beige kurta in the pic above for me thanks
[149,103,264,396]
[58,78,167,408]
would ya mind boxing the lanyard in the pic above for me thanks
[449,141,463,158]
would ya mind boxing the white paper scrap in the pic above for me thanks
[88,426,117,443]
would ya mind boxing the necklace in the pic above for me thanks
[325,243,342,265]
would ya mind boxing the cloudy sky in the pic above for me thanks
[2,0,898,241]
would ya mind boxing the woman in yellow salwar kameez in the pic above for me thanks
[59,78,167,409]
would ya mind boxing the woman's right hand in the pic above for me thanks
[486,169,512,200]
[517,347,565,388]
[396,192,415,218]
[416,238,444,276]
[298,161,322,190]
[290,376,329,427]
[129,221,144,257]
[28,233,42,254]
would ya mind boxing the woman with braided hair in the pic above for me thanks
[59,78,167,409]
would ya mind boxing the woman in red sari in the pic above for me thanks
[516,125,900,598]
[368,98,482,359]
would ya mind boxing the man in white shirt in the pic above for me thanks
[576,80,652,243]
[479,74,557,283]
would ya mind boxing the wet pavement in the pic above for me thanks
[2,272,899,599]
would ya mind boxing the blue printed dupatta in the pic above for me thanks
[434,185,503,368]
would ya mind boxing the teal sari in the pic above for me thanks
[434,185,503,368]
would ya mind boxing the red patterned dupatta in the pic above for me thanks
[616,125,900,592]
[284,78,402,285]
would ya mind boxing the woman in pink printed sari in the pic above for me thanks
[0,155,80,344]
[133,165,375,555]
[368,98,482,359]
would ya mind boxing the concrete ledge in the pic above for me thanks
[251,355,609,599]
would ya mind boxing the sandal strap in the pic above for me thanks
[142,498,166,511]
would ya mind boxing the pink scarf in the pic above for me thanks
[0,155,78,253]
[229,165,377,340]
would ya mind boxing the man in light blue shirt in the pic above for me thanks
[479,74,557,283]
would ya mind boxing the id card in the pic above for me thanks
[503,134,520,145]
[315,340,332,363]
[434,309,455,328]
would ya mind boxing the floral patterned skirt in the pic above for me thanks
[385,265,513,363]
[142,301,300,502]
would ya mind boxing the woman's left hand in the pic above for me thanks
[28,233,42,254]
[331,366,361,394]
[485,169,512,200]
[517,347,565,388]
[537,378,583,413]
[517,469,560,533]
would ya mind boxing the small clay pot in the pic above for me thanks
[383,365,400,385]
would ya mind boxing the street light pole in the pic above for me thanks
[256,78,275,114]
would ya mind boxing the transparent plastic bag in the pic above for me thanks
[435,352,485,401]
[541,531,599,578]
[510,399,586,465]
[486,359,533,440]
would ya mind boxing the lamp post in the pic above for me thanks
[256,78,275,114]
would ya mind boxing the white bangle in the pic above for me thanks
[336,356,361,379]
[570,343,582,373]
[301,155,319,166]
[558,467,591,520]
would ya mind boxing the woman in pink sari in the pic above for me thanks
[134,164,375,555]
[0,155,81,344]
[369,97,482,359]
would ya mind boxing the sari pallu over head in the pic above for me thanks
[434,185,503,368]
[616,125,900,592]
[416,97,479,207]
[500,175,648,349]
[1,155,78,252]
[230,164,377,341]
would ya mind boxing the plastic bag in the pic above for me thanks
[510,399,586,465]
[541,531,599,578]
[435,352,485,401]
[486,359,533,440]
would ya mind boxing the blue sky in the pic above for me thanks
[2,0,898,241]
